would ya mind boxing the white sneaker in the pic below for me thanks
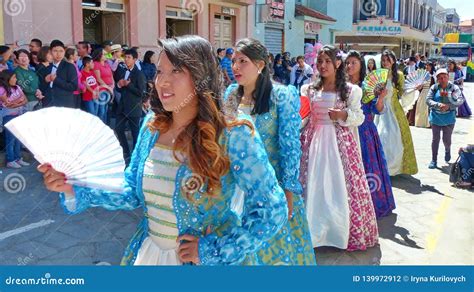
[6,161,22,169]
[16,158,30,166]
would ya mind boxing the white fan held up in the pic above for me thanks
[5,107,126,193]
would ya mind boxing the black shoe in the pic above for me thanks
[428,161,437,169]
[445,151,451,163]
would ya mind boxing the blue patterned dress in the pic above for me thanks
[224,83,316,265]
[358,97,395,218]
[59,113,288,265]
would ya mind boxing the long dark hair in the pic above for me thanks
[346,50,366,87]
[143,50,155,64]
[234,38,273,114]
[0,70,17,96]
[91,48,103,62]
[65,48,77,61]
[381,50,399,85]
[37,46,50,63]
[311,45,349,102]
[448,59,459,72]
[148,35,250,199]
[367,58,377,72]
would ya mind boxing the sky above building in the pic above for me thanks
[437,0,474,21]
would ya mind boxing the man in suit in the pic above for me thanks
[113,49,146,164]
[44,40,78,108]
[415,53,426,69]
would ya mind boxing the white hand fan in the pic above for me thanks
[5,107,125,192]
[404,69,430,91]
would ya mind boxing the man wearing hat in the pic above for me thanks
[426,68,464,169]
[220,48,235,85]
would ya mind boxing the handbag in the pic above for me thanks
[449,155,462,183]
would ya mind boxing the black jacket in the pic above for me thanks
[44,60,78,108]
[113,63,146,117]
[416,61,426,70]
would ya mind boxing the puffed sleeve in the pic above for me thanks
[396,71,405,99]
[338,84,364,127]
[58,114,154,214]
[276,85,303,195]
[449,84,464,110]
[198,122,288,265]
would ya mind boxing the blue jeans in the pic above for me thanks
[459,151,474,182]
[3,115,21,163]
[97,103,108,124]
[83,100,99,116]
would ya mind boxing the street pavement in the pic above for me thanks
[0,83,472,266]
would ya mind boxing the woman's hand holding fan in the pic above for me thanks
[37,163,74,195]
[362,69,389,104]
[404,69,430,92]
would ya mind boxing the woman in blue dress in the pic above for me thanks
[448,60,471,118]
[38,35,287,266]
[345,50,395,218]
[224,38,316,265]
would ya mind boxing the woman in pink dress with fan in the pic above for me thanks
[300,45,378,251]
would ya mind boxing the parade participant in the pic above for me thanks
[224,38,316,265]
[426,68,464,169]
[447,59,471,118]
[346,50,395,218]
[414,62,435,128]
[374,50,418,176]
[38,35,287,266]
[367,58,377,73]
[300,45,378,251]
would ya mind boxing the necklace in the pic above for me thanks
[241,95,253,105]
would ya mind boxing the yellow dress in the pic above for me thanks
[390,71,418,175]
